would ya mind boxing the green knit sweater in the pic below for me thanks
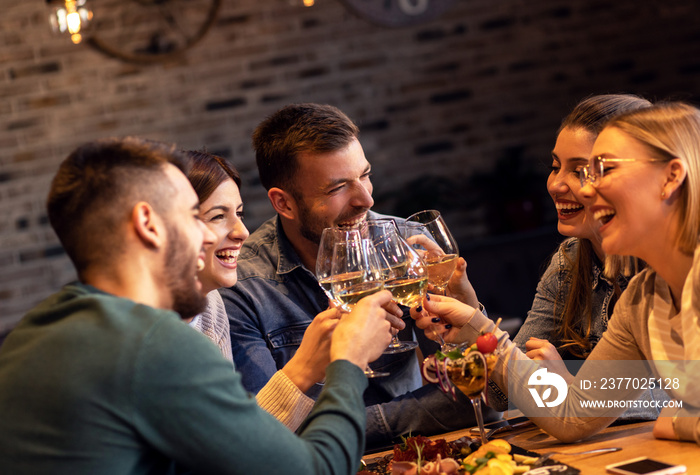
[0,283,368,474]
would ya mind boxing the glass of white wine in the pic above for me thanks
[316,227,361,303]
[365,219,426,353]
[403,210,459,296]
[330,236,389,378]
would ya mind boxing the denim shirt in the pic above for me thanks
[220,213,499,450]
[491,237,667,418]
[514,237,621,358]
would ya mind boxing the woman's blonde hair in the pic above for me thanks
[606,101,700,254]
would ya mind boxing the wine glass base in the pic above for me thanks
[364,369,390,378]
[382,340,419,354]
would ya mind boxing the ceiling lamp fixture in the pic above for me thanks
[47,0,93,44]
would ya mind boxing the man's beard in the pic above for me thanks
[163,223,207,319]
[295,198,370,246]
[297,199,326,245]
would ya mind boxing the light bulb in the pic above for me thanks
[66,11,81,35]
[48,0,92,44]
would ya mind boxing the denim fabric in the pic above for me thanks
[490,238,667,418]
[220,213,499,446]
[364,381,502,452]
[513,238,620,358]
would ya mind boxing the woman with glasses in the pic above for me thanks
[413,101,700,444]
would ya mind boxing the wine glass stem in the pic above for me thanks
[471,396,487,445]
[430,324,447,348]
[388,335,401,347]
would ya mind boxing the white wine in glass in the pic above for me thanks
[423,253,458,292]
[404,210,459,295]
[316,227,362,303]
[330,237,389,378]
[364,219,426,353]
[383,277,428,308]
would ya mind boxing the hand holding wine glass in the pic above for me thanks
[330,236,389,377]
[403,210,462,345]
[330,290,396,374]
[410,292,503,443]
[403,210,459,296]
[364,219,427,353]
[409,293,477,345]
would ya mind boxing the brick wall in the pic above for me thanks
[2,0,700,332]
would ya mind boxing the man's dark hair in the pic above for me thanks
[47,137,189,274]
[252,103,359,195]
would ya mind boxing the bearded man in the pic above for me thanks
[221,103,499,450]
[0,137,397,474]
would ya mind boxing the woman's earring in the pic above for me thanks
[661,190,666,199]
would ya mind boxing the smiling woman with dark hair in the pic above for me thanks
[184,149,379,431]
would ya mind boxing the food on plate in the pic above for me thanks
[359,436,540,475]
[462,440,531,474]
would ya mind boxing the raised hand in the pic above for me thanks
[282,308,341,392]
[409,293,478,345]
[445,257,480,308]
[331,290,395,370]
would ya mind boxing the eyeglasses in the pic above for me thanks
[579,156,666,187]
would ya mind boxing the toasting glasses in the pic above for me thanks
[364,219,426,353]
[316,227,389,378]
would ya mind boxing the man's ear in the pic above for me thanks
[131,202,165,249]
[268,187,298,221]
[662,158,688,200]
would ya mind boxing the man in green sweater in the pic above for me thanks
[0,137,400,474]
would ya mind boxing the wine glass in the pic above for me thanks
[316,227,360,303]
[403,210,459,296]
[441,343,499,445]
[401,210,459,347]
[364,219,425,353]
[330,236,389,378]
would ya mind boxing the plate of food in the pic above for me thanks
[359,435,581,475]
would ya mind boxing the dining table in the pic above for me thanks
[363,419,700,474]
